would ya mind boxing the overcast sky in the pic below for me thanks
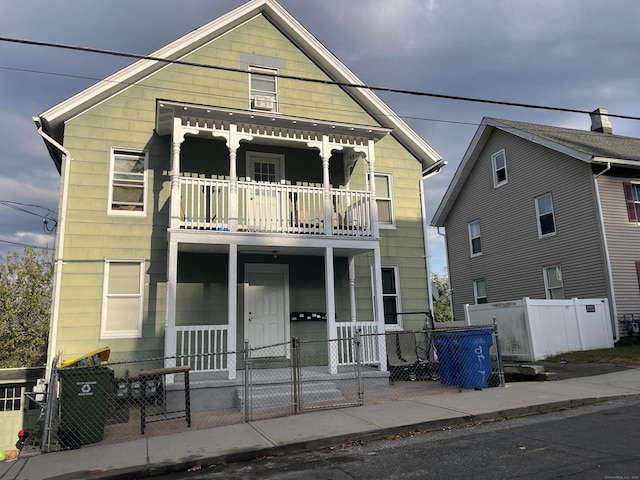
[2,0,640,276]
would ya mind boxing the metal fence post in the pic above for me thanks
[493,317,506,387]
[291,337,300,414]
[354,329,363,405]
[41,352,60,453]
[243,339,251,421]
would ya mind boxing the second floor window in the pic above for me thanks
[492,150,508,187]
[535,193,556,237]
[623,182,640,222]
[250,66,278,112]
[109,148,147,215]
[468,220,482,256]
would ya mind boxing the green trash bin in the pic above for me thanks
[58,367,114,447]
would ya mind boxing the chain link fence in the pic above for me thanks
[22,324,504,453]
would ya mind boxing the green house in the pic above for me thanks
[34,0,443,379]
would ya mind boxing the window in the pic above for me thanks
[382,266,401,327]
[101,259,144,339]
[468,220,482,256]
[492,150,508,187]
[249,66,278,111]
[370,173,394,226]
[544,266,564,299]
[109,148,147,215]
[0,386,21,412]
[535,193,556,237]
[473,279,487,304]
[623,182,640,222]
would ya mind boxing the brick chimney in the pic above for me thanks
[590,107,613,134]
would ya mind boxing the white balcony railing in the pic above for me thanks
[179,176,374,237]
[176,325,228,372]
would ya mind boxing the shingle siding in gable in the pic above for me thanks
[445,129,608,321]
[598,173,640,316]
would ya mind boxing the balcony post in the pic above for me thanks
[170,118,186,230]
[366,140,380,238]
[325,246,338,374]
[321,136,334,235]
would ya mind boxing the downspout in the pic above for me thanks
[593,162,619,342]
[420,159,446,324]
[34,117,70,374]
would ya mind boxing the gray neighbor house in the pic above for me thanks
[432,109,640,343]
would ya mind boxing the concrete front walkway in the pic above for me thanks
[2,368,640,480]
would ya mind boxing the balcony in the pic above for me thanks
[177,176,375,237]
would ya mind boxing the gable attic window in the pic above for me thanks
[109,148,147,215]
[623,182,640,222]
[249,66,278,112]
[492,150,508,187]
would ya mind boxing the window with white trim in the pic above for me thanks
[544,265,565,299]
[468,220,482,256]
[535,193,556,237]
[371,173,394,226]
[382,266,401,327]
[473,279,487,304]
[249,66,278,112]
[109,148,147,215]
[492,150,508,187]
[101,259,144,339]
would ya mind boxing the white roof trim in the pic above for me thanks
[38,0,440,166]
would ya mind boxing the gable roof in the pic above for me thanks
[36,0,440,170]
[431,116,640,227]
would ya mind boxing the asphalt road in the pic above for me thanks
[149,395,640,480]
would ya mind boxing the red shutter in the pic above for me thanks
[623,182,637,222]
[636,261,640,290]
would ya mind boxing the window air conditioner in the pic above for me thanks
[252,95,274,111]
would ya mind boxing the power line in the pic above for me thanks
[2,36,640,122]
[0,200,58,234]
[0,239,54,251]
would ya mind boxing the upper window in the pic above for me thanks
[109,148,147,215]
[249,66,278,112]
[492,150,508,187]
[623,182,640,222]
[473,279,487,304]
[535,193,556,237]
[382,266,401,328]
[101,259,144,339]
[544,265,565,299]
[372,173,394,227]
[468,220,482,256]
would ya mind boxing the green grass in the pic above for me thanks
[545,344,640,368]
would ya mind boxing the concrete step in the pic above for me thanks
[504,364,559,382]
[234,381,343,410]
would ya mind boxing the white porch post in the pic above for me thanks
[366,139,380,238]
[321,136,334,235]
[372,246,387,372]
[348,256,357,322]
[228,125,239,233]
[170,118,185,230]
[165,239,178,369]
[325,246,338,374]
[227,243,238,379]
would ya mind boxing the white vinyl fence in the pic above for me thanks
[465,298,614,361]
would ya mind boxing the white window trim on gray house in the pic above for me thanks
[100,258,145,339]
[492,149,508,188]
[108,148,148,216]
[473,279,487,304]
[535,193,556,238]
[544,265,565,299]
[468,220,482,257]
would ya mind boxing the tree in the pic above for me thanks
[0,248,53,367]
[432,269,452,322]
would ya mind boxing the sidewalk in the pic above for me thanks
[2,368,640,480]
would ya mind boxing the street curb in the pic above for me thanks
[129,395,628,479]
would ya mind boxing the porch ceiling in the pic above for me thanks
[177,242,371,258]
[156,99,391,144]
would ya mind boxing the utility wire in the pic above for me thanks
[0,239,54,251]
[2,36,640,122]
[0,200,58,234]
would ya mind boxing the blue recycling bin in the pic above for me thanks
[456,328,493,389]
[433,331,457,386]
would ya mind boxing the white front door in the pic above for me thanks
[245,264,289,357]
